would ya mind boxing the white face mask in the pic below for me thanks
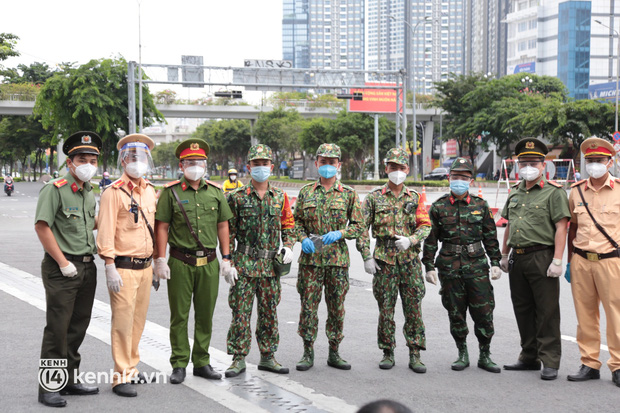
[184,166,205,181]
[388,171,407,186]
[229,175,237,181]
[125,162,148,179]
[586,162,609,179]
[73,163,97,182]
[519,166,541,182]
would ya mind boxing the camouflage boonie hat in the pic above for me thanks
[384,148,409,166]
[247,144,273,161]
[450,157,474,174]
[316,143,341,159]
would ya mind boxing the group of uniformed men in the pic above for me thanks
[34,131,620,408]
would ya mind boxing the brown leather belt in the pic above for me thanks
[574,247,620,262]
[513,245,553,255]
[114,256,152,270]
[377,238,398,248]
[170,246,216,266]
[63,253,94,263]
[443,241,483,254]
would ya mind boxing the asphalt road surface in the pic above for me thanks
[0,182,618,412]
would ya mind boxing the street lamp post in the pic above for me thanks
[389,15,432,180]
[595,19,620,133]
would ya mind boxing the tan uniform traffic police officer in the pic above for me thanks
[96,134,159,397]
[566,137,620,387]
[500,138,570,381]
[35,131,101,407]
[154,139,234,384]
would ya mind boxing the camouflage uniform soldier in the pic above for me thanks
[294,143,364,371]
[422,157,502,373]
[224,144,296,378]
[356,148,431,373]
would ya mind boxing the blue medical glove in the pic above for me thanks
[564,262,571,283]
[322,231,343,245]
[302,238,316,254]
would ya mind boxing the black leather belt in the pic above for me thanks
[513,245,553,255]
[114,256,152,270]
[236,243,277,259]
[177,247,215,257]
[63,253,94,263]
[377,238,398,248]
[442,241,483,254]
[170,247,216,267]
[574,247,620,262]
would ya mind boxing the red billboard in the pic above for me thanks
[348,83,399,113]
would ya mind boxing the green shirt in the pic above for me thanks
[501,177,570,248]
[34,173,97,255]
[155,177,233,250]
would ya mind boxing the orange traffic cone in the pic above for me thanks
[477,185,483,198]
[420,185,428,206]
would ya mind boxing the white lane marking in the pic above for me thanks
[0,261,358,413]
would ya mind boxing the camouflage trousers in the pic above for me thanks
[439,273,495,346]
[297,265,349,351]
[373,259,426,351]
[226,275,281,357]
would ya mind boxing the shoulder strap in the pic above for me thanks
[118,187,156,250]
[169,186,210,252]
[576,185,619,249]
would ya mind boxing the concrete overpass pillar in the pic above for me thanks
[422,121,434,179]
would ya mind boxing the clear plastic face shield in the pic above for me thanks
[117,142,154,178]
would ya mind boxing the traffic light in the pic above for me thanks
[353,92,363,101]
[336,93,353,99]
[214,90,243,98]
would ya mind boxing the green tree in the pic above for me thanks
[33,57,164,170]
[151,141,181,178]
[0,33,19,65]
[1,62,55,84]
[192,119,252,176]
[254,107,304,176]
[0,115,49,180]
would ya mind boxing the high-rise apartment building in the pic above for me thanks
[282,0,365,70]
[463,0,509,76]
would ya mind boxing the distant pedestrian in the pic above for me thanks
[99,171,112,190]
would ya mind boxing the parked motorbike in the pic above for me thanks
[4,181,14,196]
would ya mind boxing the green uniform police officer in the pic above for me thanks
[500,138,570,381]
[154,138,234,384]
[35,131,102,407]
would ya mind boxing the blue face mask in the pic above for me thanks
[450,180,470,196]
[318,164,338,179]
[251,166,271,182]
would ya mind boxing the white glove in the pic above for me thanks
[59,261,78,278]
[500,254,509,272]
[363,259,381,275]
[105,264,123,293]
[425,270,438,285]
[490,266,502,280]
[153,257,170,280]
[225,266,238,286]
[547,259,563,278]
[282,247,294,264]
[394,235,412,251]
[220,259,232,278]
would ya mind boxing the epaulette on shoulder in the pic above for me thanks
[570,179,587,188]
[206,180,222,189]
[370,186,383,193]
[144,179,154,186]
[164,180,181,188]
[547,180,563,188]
[110,179,124,189]
[511,181,521,188]
[339,183,354,192]
[615,178,620,184]
[53,178,68,188]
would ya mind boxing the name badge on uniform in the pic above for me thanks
[243,203,254,208]
[180,200,189,204]
[65,207,79,212]
[471,210,481,215]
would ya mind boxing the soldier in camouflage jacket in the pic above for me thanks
[422,157,502,373]
[223,144,295,378]
[357,148,431,373]
[293,143,364,371]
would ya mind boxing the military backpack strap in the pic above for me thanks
[170,186,210,253]
[576,185,619,249]
[118,186,156,251]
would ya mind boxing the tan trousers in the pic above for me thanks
[109,266,152,386]
[571,254,620,372]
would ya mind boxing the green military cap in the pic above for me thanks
[175,138,210,159]
[514,138,548,158]
[62,131,102,156]
[247,144,273,161]
[316,143,341,159]
[450,157,474,173]
[384,147,409,166]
